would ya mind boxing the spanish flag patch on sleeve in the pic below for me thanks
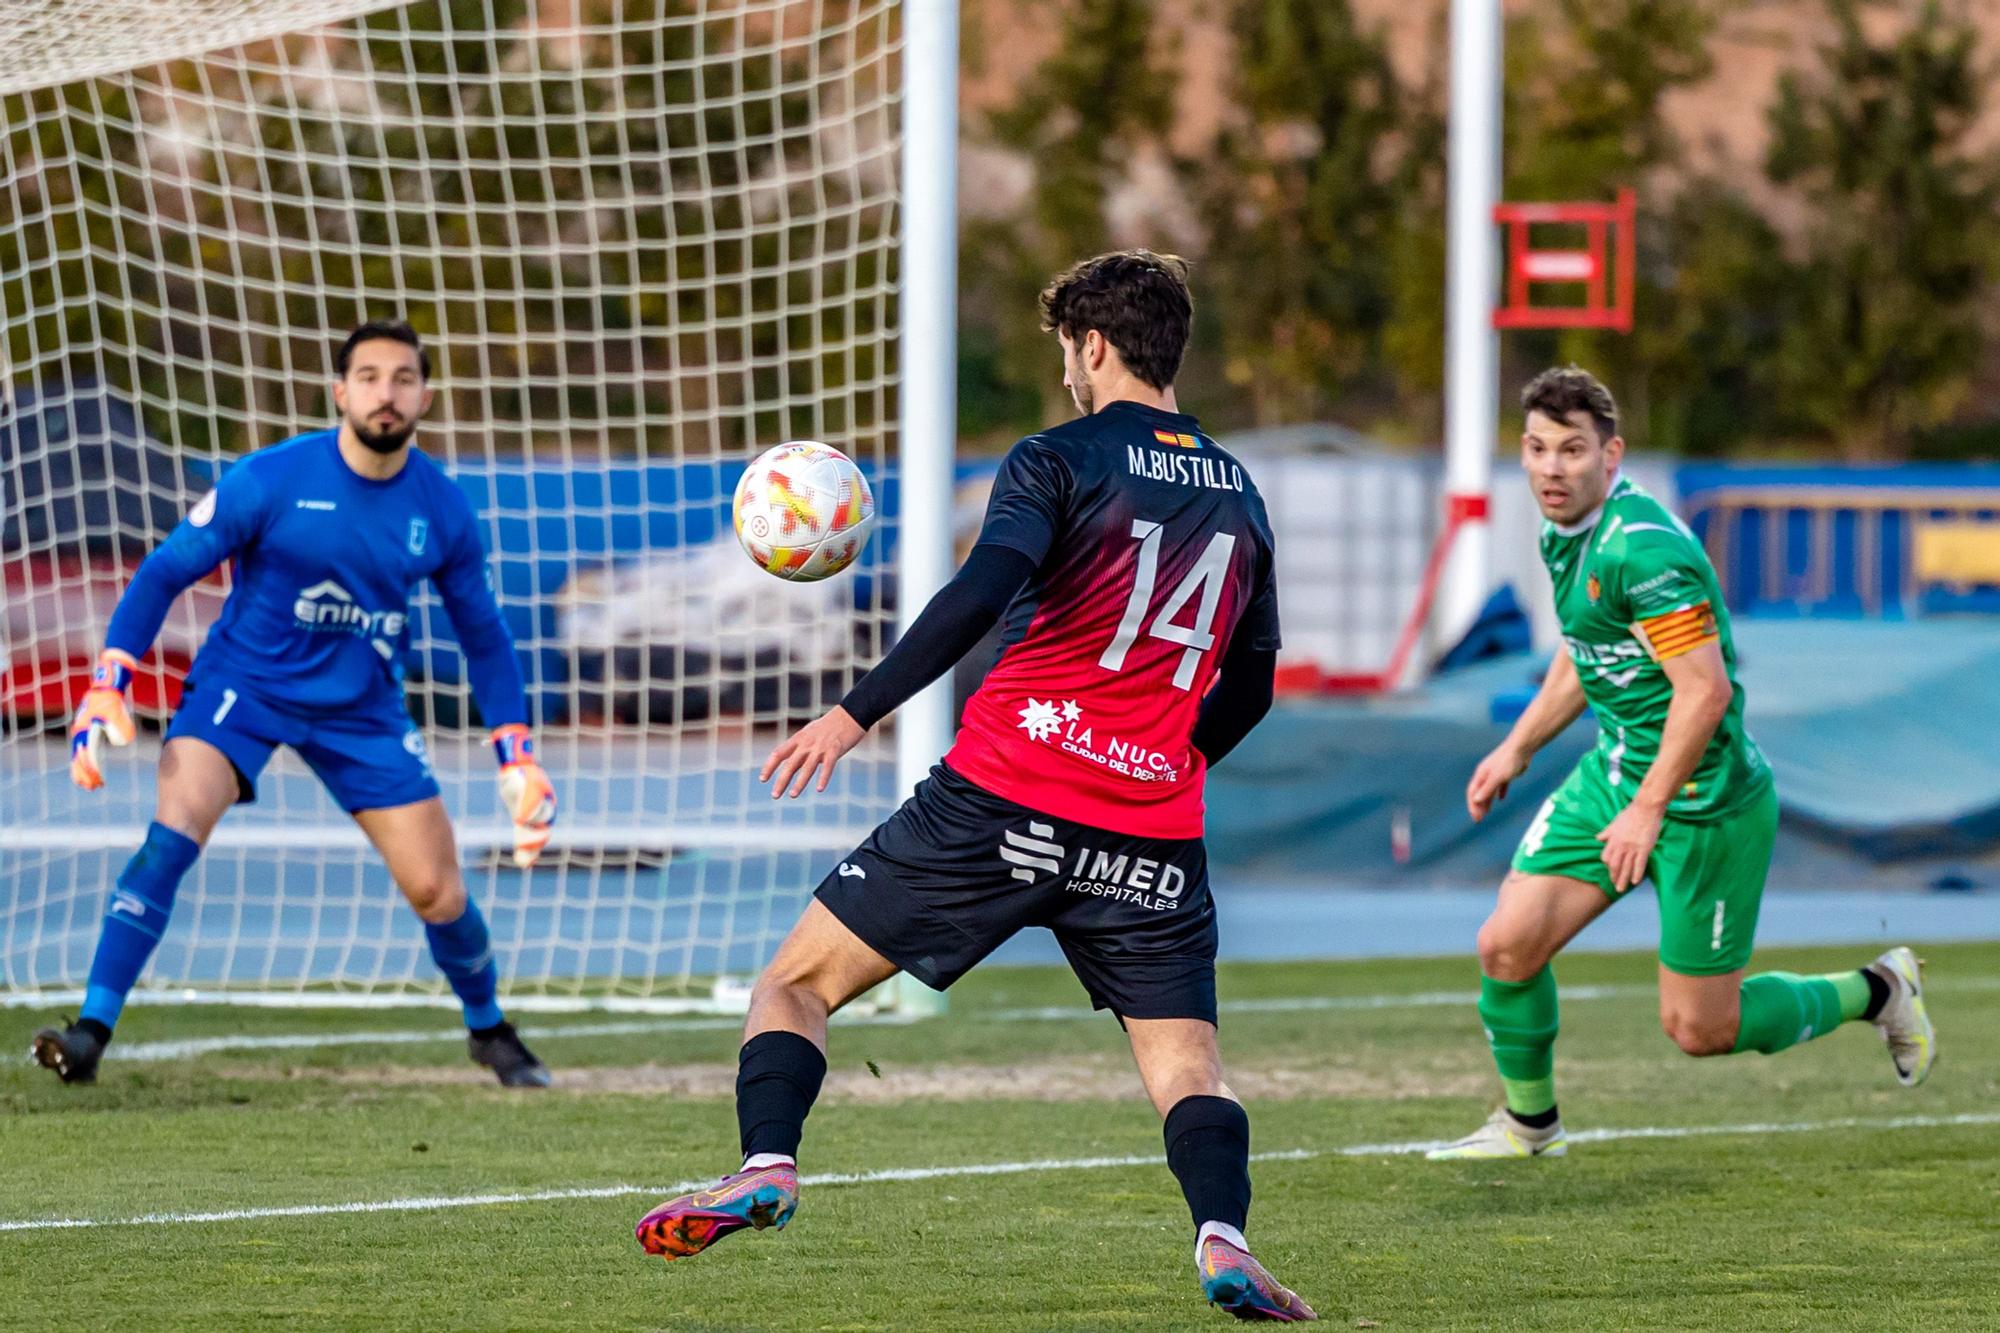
[1630,602,1719,662]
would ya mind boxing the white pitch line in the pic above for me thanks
[0,1185,653,1234]
[3,1112,1995,1236]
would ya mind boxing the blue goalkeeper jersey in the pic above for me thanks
[105,428,527,722]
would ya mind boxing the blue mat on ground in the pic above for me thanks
[1205,620,2000,891]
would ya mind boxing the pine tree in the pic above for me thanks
[1498,0,1719,448]
[1762,0,2000,458]
[959,0,1178,434]
[1201,0,1411,425]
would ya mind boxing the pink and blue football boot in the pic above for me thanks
[1198,1234,1318,1322]
[634,1161,799,1261]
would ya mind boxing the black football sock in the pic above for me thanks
[1861,967,1893,1022]
[736,1030,827,1161]
[1164,1094,1251,1233]
[1511,1104,1560,1130]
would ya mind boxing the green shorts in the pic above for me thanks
[1511,757,1779,976]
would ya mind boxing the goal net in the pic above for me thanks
[0,0,925,1012]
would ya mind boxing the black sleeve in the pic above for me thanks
[975,437,1070,566]
[1190,639,1277,768]
[1240,551,1282,652]
[839,542,1039,730]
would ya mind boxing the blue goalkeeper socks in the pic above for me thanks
[424,898,505,1031]
[79,821,202,1032]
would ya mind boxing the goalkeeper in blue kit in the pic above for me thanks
[33,322,559,1087]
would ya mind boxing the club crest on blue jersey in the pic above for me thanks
[408,517,428,555]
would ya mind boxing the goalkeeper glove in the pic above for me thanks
[69,649,140,791]
[491,723,557,868]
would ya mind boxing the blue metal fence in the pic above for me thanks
[1679,463,2000,618]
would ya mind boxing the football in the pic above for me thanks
[732,440,877,582]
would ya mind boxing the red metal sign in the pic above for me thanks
[1492,188,1635,332]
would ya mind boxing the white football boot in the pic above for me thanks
[1867,946,1936,1087]
[1425,1106,1568,1160]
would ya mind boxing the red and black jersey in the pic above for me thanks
[944,401,1280,838]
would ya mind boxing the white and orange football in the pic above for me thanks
[732,441,876,582]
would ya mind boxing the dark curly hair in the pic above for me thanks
[1038,249,1193,390]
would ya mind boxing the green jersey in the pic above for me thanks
[1540,477,1769,820]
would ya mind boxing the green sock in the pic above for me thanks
[1828,969,1874,1022]
[1733,971,1858,1054]
[1478,968,1559,1116]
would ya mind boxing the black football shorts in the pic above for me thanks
[814,764,1218,1024]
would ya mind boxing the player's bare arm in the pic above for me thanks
[1595,639,1731,891]
[1468,649,1587,821]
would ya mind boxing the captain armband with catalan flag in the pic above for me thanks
[1629,598,1720,662]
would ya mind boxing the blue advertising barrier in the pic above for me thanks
[1679,462,2000,619]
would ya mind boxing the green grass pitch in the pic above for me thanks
[4,942,1997,1330]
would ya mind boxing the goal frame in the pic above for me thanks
[0,0,960,1019]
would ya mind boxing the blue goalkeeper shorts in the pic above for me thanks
[166,674,440,813]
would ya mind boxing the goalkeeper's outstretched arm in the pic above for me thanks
[73,468,268,790]
[760,542,1037,799]
[103,467,269,664]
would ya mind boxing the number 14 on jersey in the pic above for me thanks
[1097,520,1238,691]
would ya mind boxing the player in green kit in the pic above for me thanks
[1428,367,1937,1160]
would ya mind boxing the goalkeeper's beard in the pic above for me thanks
[349,411,416,454]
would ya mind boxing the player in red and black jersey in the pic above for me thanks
[635,251,1313,1322]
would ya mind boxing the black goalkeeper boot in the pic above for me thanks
[31,1018,108,1084]
[468,1021,551,1088]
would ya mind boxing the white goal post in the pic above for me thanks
[0,0,957,1014]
